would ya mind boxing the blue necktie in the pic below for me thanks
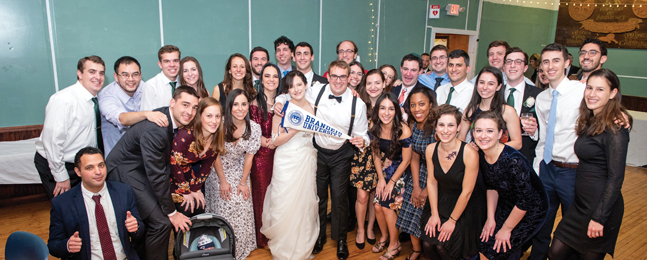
[543,89,559,164]
[283,71,288,77]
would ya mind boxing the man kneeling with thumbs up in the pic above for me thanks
[48,146,144,260]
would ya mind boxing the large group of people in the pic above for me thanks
[36,35,631,260]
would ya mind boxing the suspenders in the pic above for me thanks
[313,84,357,136]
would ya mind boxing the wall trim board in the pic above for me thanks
[158,0,164,46]
[618,75,647,80]
[318,0,323,75]
[622,95,647,112]
[484,0,559,10]
[45,0,59,92]
[0,124,43,142]
[248,0,252,53]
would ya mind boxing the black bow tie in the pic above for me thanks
[329,94,342,103]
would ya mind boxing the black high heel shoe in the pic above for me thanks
[355,231,365,249]
[367,230,376,245]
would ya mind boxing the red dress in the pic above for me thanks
[249,105,275,247]
[170,128,218,215]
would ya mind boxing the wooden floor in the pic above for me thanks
[2,166,646,260]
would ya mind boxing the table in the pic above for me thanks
[0,138,41,184]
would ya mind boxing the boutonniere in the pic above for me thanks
[523,97,536,112]
[523,97,535,108]
[312,81,320,86]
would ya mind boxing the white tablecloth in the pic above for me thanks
[0,138,41,184]
[627,110,647,167]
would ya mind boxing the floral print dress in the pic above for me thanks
[373,137,412,210]
[205,122,261,260]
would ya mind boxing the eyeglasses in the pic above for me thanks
[329,74,349,81]
[118,72,141,79]
[579,50,599,56]
[337,49,355,55]
[431,56,447,61]
[505,59,525,66]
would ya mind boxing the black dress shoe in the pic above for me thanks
[337,239,349,260]
[312,237,325,254]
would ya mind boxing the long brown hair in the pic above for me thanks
[192,97,225,154]
[358,69,385,120]
[179,56,209,98]
[370,93,403,160]
[222,53,256,102]
[576,69,632,136]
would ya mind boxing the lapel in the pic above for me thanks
[107,182,127,245]
[391,84,402,96]
[161,107,174,142]
[72,186,92,259]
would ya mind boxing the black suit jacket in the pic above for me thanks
[48,181,144,260]
[391,81,436,105]
[312,72,329,86]
[106,106,175,218]
[518,83,543,162]
[567,65,581,77]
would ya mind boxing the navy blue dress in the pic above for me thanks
[479,145,548,260]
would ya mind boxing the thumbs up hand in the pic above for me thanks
[68,231,82,253]
[125,211,138,233]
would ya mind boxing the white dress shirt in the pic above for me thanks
[98,80,145,156]
[304,69,314,87]
[397,84,416,107]
[140,72,177,111]
[505,81,526,117]
[435,79,474,113]
[35,81,97,182]
[275,83,370,150]
[80,184,127,260]
[533,77,585,173]
[470,73,535,87]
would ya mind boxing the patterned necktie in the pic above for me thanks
[398,88,407,105]
[434,77,443,89]
[170,81,177,94]
[91,97,104,153]
[445,86,455,105]
[543,89,559,164]
[92,195,117,260]
[507,88,516,108]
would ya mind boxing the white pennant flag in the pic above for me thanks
[279,101,351,140]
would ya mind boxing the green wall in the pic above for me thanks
[0,0,431,128]
[477,1,646,97]
[477,2,557,72]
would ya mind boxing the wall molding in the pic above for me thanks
[484,0,559,11]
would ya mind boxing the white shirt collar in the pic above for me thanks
[81,181,108,198]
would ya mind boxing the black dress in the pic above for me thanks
[553,128,629,256]
[479,145,548,260]
[419,142,486,259]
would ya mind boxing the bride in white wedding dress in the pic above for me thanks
[260,71,319,260]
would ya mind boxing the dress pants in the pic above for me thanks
[34,152,80,199]
[315,141,355,241]
[529,161,577,260]
[135,203,173,260]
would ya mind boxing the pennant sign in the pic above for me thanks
[279,101,351,140]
